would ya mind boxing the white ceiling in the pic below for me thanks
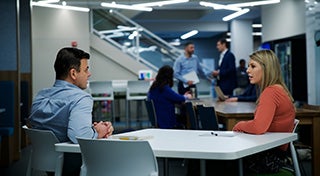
[46,0,265,38]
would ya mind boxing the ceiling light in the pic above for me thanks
[180,30,198,40]
[229,0,280,8]
[199,1,241,11]
[36,0,60,4]
[222,8,250,21]
[252,32,262,36]
[134,0,189,7]
[252,24,262,28]
[101,2,153,12]
[31,2,90,12]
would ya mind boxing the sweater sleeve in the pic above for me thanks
[163,86,186,103]
[233,87,277,134]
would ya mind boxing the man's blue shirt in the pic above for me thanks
[28,80,97,143]
[173,54,206,83]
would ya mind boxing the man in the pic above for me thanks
[173,42,207,95]
[213,38,237,96]
[28,47,113,175]
[234,59,249,95]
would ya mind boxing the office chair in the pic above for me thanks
[196,104,219,130]
[89,81,115,122]
[77,137,158,176]
[144,98,158,128]
[185,101,199,130]
[290,119,301,176]
[23,125,64,176]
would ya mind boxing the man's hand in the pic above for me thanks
[212,70,219,77]
[93,121,114,139]
[187,80,194,86]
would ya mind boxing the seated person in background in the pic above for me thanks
[233,50,295,174]
[233,59,249,95]
[225,84,257,102]
[28,47,114,175]
[148,65,192,129]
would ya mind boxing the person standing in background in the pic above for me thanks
[173,42,208,95]
[212,38,237,96]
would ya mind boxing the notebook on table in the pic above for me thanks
[214,86,226,101]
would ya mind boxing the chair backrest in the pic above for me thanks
[144,98,158,128]
[197,104,219,130]
[0,81,14,135]
[197,79,212,98]
[185,102,199,130]
[126,80,150,100]
[77,138,158,176]
[23,125,63,173]
[89,81,114,101]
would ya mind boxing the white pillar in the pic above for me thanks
[230,20,253,67]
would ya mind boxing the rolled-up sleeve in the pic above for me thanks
[68,95,97,143]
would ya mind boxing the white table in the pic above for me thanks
[55,129,297,176]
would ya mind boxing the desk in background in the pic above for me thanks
[55,129,297,176]
[197,99,320,176]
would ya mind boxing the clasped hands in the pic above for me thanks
[93,121,114,139]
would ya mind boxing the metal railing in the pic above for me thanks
[90,9,183,71]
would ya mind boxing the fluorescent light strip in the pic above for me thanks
[101,2,153,12]
[252,24,262,28]
[180,30,198,39]
[37,0,60,4]
[252,32,262,36]
[199,1,241,11]
[229,0,280,8]
[223,8,250,21]
[134,0,189,7]
[31,2,90,12]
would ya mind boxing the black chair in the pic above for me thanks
[197,104,219,130]
[144,98,158,128]
[185,102,199,130]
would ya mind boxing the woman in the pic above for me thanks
[148,65,191,129]
[233,50,295,173]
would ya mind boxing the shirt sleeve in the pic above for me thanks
[233,88,276,134]
[67,95,96,143]
[173,58,187,83]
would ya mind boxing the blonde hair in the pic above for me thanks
[249,50,294,103]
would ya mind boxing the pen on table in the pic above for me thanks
[211,132,218,136]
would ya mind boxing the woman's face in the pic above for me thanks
[247,59,262,85]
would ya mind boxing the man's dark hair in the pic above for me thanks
[150,65,174,91]
[54,47,90,80]
[218,38,228,46]
[184,41,194,48]
[239,59,246,65]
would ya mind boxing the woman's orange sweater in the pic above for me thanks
[233,85,295,151]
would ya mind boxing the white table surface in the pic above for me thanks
[55,128,297,160]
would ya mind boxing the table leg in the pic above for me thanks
[238,158,243,176]
[164,158,169,176]
[312,117,320,176]
[200,159,206,176]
